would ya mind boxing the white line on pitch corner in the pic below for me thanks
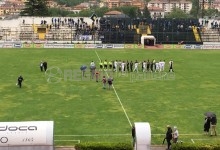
[94,50,132,127]
[191,139,194,143]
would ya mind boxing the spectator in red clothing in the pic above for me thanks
[102,76,106,89]
[95,70,99,82]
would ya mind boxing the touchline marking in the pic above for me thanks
[55,134,130,137]
[95,50,132,127]
[55,133,204,137]
[55,140,80,143]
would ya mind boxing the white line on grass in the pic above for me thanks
[55,140,80,143]
[191,138,210,143]
[55,133,204,137]
[55,134,130,137]
[94,50,132,127]
[152,134,205,136]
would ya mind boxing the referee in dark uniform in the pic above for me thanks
[17,75,24,88]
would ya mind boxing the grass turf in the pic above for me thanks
[0,48,219,145]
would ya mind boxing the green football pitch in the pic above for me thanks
[0,48,219,145]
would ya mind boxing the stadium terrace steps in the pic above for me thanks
[200,28,220,42]
[0,17,97,41]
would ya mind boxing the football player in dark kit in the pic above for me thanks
[150,60,154,72]
[17,75,24,88]
[126,60,130,72]
[43,61,48,71]
[147,59,150,72]
[130,61,133,72]
[169,60,174,72]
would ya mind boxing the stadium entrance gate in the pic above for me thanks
[141,35,156,46]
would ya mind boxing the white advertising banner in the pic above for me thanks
[85,44,96,48]
[0,121,54,146]
[184,45,203,49]
[203,42,220,49]
[2,43,13,48]
[203,42,220,45]
[78,35,92,41]
[203,44,220,49]
[113,44,124,48]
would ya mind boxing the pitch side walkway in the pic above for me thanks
[55,145,166,150]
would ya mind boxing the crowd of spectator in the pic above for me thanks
[20,17,205,43]
[200,19,220,29]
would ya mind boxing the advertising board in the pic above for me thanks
[0,121,54,146]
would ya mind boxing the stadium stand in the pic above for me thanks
[1,17,219,44]
[0,17,99,43]
[198,18,220,42]
[150,18,202,44]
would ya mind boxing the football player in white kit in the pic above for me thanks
[155,61,160,72]
[133,60,139,72]
[142,61,147,72]
[121,61,126,73]
[114,60,118,72]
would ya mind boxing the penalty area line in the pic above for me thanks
[94,50,132,127]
